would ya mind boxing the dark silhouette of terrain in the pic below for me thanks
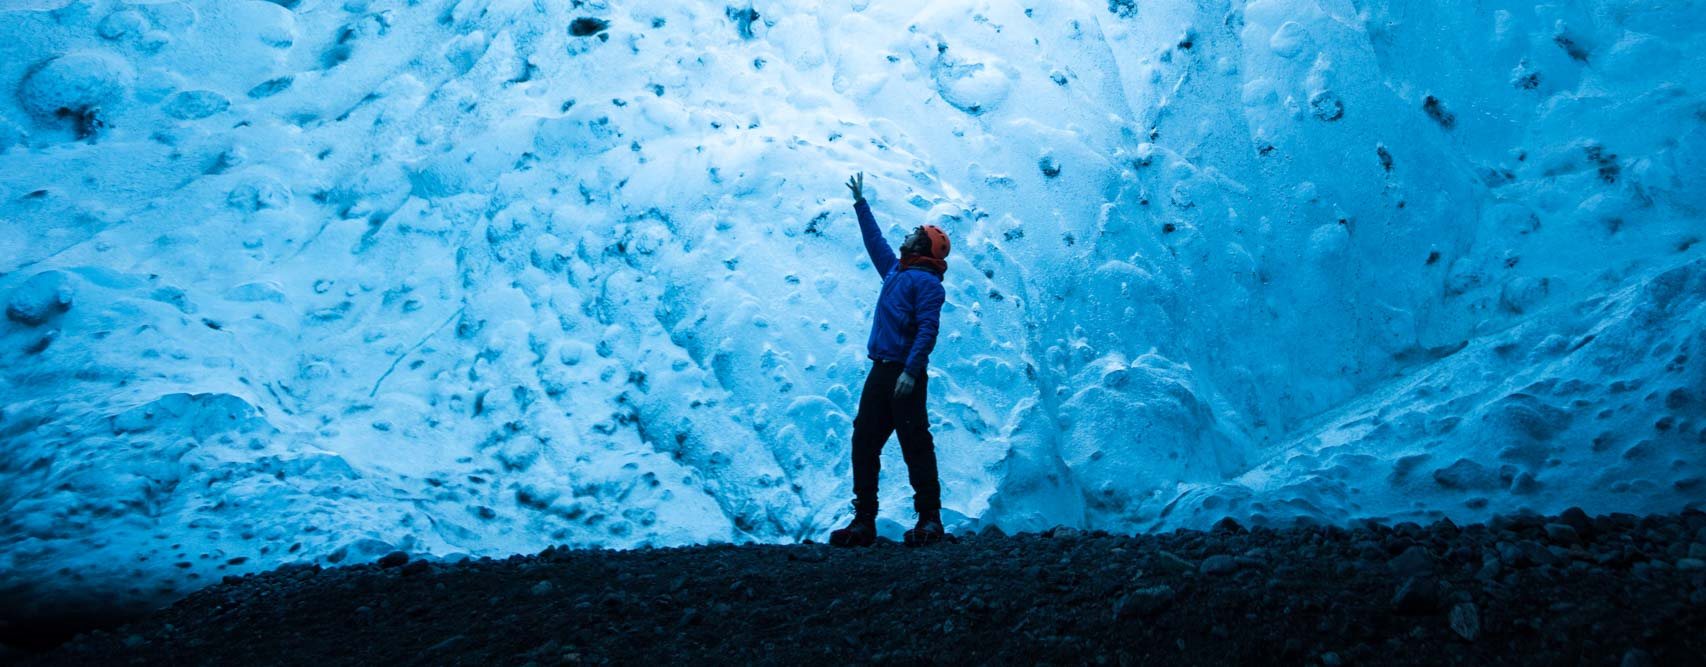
[16,509,1706,665]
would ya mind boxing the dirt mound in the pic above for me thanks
[22,510,1706,665]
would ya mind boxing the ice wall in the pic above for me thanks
[1,0,1702,617]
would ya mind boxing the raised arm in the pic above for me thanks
[855,199,898,277]
[847,172,896,277]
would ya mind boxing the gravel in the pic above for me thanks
[18,509,1706,665]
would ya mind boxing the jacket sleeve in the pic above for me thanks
[854,199,897,278]
[904,278,946,375]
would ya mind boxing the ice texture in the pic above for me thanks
[1,0,1703,616]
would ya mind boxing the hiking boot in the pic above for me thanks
[829,500,877,548]
[904,508,944,547]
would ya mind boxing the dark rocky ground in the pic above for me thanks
[11,509,1706,666]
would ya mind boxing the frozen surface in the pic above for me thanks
[1,0,1703,615]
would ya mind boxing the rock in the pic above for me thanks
[377,551,410,568]
[1200,555,1238,575]
[1212,517,1246,534]
[1113,585,1174,619]
[1676,558,1705,571]
[1531,542,1564,567]
[15,508,1706,664]
[1392,577,1441,614]
[1506,512,1547,533]
[1501,540,1559,568]
[1688,543,1706,560]
[277,562,322,578]
[1449,602,1481,641]
[1388,545,1436,578]
[1559,507,1595,539]
[1353,540,1384,561]
[979,524,1007,539]
[1321,651,1343,666]
[1544,523,1580,545]
[1154,550,1196,574]
[1621,648,1655,667]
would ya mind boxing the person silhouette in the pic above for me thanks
[829,172,951,548]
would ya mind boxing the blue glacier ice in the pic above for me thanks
[1,0,1703,619]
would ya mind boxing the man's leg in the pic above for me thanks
[832,363,897,547]
[850,362,899,512]
[893,370,941,516]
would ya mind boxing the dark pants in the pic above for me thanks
[851,360,940,514]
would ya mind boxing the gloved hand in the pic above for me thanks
[894,370,916,398]
[846,172,865,204]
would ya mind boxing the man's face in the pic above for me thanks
[902,228,929,257]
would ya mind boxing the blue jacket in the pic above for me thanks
[855,200,945,375]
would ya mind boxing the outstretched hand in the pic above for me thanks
[846,172,865,203]
[894,370,916,398]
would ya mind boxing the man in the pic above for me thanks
[829,172,951,548]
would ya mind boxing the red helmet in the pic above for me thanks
[918,225,951,260]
